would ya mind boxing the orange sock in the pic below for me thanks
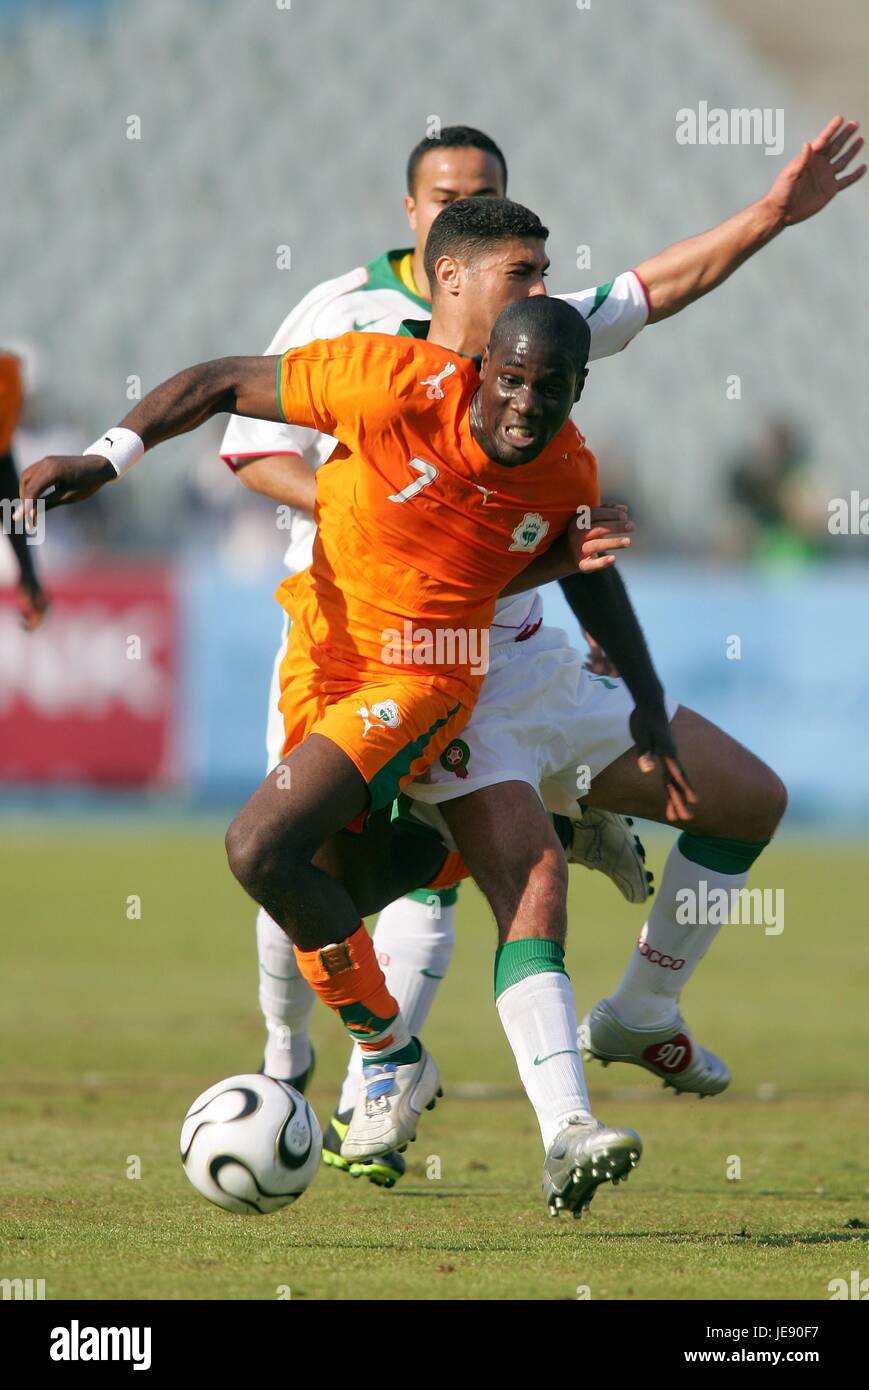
[294,923,413,1059]
[426,850,471,892]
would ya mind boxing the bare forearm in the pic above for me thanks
[501,532,574,596]
[635,195,783,323]
[501,506,633,596]
[120,357,281,451]
[564,566,664,711]
[233,452,316,511]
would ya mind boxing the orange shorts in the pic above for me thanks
[277,627,473,815]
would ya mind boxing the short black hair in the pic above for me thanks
[489,296,591,376]
[406,125,508,195]
[423,197,549,294]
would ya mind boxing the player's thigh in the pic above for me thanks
[312,812,447,917]
[584,706,787,840]
[441,780,568,935]
[229,734,370,872]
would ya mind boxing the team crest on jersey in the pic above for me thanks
[420,362,456,400]
[439,739,471,779]
[509,512,550,553]
[358,699,402,736]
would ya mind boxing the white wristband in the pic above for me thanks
[84,427,145,478]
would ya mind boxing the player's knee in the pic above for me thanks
[763,768,788,837]
[736,762,788,842]
[225,814,285,900]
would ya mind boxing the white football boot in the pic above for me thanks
[566,809,653,904]
[543,1114,642,1218]
[579,999,731,1096]
[340,1044,441,1160]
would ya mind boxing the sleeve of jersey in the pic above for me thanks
[276,336,379,443]
[556,269,651,363]
[219,292,354,468]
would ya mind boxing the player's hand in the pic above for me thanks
[571,502,635,574]
[765,116,865,226]
[16,579,49,631]
[582,630,620,678]
[630,702,699,824]
[18,454,116,529]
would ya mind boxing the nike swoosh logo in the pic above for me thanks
[420,969,444,979]
[352,318,382,332]
[533,1049,579,1066]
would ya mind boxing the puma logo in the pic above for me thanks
[420,362,456,399]
[358,705,377,737]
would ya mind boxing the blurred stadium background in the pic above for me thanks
[1,0,867,818]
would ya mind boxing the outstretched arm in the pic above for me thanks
[124,356,281,450]
[636,116,865,323]
[18,355,282,521]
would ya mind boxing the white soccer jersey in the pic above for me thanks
[219,260,649,584]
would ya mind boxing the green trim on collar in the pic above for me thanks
[398,317,482,369]
[397,317,431,340]
[364,248,432,313]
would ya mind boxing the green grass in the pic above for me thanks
[2,823,868,1300]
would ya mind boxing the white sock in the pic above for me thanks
[336,894,456,1115]
[497,970,592,1150]
[607,842,748,1030]
[256,907,315,1080]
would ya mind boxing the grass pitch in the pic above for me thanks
[2,820,868,1301]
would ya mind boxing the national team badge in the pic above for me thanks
[358,699,401,736]
[509,511,550,553]
[440,739,471,779]
[372,698,401,728]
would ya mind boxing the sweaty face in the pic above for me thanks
[406,148,506,252]
[476,335,579,467]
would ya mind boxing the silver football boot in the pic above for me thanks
[566,809,654,904]
[579,999,731,1096]
[543,1114,642,1218]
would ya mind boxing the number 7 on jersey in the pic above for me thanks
[388,457,439,504]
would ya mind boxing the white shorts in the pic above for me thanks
[404,621,679,843]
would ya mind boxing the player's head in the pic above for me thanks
[405,126,507,255]
[474,296,590,467]
[424,197,550,351]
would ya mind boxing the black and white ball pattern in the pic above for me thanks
[180,1073,322,1214]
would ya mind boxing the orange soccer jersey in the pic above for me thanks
[275,332,600,709]
[0,353,23,455]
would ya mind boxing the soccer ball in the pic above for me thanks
[180,1073,321,1214]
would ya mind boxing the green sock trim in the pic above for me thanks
[551,813,573,853]
[338,1002,397,1036]
[677,832,768,875]
[365,1038,420,1067]
[494,938,567,1001]
[406,884,460,907]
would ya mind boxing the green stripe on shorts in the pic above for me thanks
[367,705,462,813]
